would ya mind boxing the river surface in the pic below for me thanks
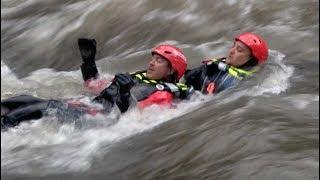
[1,0,319,179]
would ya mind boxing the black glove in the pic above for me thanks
[92,81,132,113]
[93,82,119,104]
[113,73,134,94]
[78,38,98,81]
[205,62,220,76]
[78,38,96,64]
[1,116,14,130]
[113,73,134,113]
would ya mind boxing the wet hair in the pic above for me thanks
[238,57,258,70]
[163,56,178,83]
[166,71,178,83]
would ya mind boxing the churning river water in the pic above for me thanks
[1,0,319,179]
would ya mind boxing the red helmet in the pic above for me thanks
[235,32,269,64]
[152,44,187,80]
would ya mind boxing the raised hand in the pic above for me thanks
[78,38,96,64]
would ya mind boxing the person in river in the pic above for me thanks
[1,39,193,129]
[184,32,269,94]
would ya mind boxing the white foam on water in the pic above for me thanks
[1,95,204,174]
[285,94,319,110]
[1,60,29,98]
[141,1,206,27]
[247,50,294,96]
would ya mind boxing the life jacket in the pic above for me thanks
[201,58,259,94]
[130,72,191,101]
[69,72,192,115]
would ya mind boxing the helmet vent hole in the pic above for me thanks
[164,51,172,54]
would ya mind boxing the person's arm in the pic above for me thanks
[93,73,134,113]
[184,65,206,91]
[138,91,174,109]
[78,38,110,94]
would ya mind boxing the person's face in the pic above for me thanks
[225,40,251,67]
[146,54,173,80]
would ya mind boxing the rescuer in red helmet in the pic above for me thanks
[1,40,193,129]
[184,32,269,94]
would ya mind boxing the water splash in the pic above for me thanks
[248,50,294,96]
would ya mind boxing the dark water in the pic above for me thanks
[1,0,319,180]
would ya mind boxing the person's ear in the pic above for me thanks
[168,68,175,75]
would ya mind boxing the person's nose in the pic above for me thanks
[229,46,235,56]
[149,58,156,66]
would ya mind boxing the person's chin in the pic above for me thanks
[226,57,234,64]
[146,71,153,78]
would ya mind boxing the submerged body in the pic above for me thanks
[185,32,268,94]
[1,71,191,129]
[1,39,193,129]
